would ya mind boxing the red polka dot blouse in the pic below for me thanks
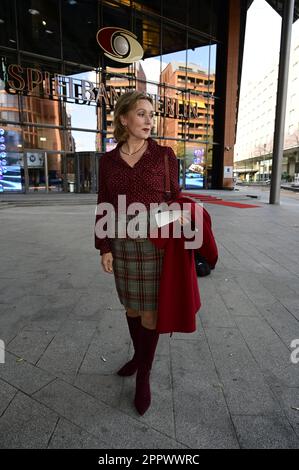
[95,137,181,255]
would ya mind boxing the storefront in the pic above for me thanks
[0,0,244,193]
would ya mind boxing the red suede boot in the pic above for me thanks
[117,313,141,376]
[134,325,159,415]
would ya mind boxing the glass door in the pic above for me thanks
[25,151,46,192]
[74,152,97,193]
[24,151,66,192]
[65,153,76,192]
[48,153,64,192]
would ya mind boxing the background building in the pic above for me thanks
[159,62,215,188]
[235,1,299,182]
[0,0,298,193]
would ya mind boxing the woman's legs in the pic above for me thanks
[126,308,158,330]
[134,324,159,415]
[117,309,157,376]
[117,308,159,415]
[139,310,158,329]
[134,310,159,415]
[117,307,141,376]
[126,307,141,318]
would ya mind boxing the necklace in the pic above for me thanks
[121,140,145,156]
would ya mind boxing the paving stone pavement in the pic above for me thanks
[0,187,299,449]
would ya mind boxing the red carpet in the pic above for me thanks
[181,192,261,209]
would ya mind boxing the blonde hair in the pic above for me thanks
[113,91,153,143]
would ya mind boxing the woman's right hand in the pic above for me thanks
[101,252,114,273]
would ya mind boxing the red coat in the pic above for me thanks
[149,196,218,335]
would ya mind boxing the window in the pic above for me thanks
[0,0,17,48]
[18,0,61,59]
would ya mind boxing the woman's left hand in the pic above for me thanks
[178,212,191,226]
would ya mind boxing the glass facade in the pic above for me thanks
[0,0,220,193]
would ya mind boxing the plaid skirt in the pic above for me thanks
[110,213,164,311]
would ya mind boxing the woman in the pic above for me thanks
[95,90,181,416]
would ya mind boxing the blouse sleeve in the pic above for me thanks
[94,156,112,255]
[167,147,181,200]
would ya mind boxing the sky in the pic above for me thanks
[242,0,282,81]
[242,0,299,81]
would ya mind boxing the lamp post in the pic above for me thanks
[270,0,295,204]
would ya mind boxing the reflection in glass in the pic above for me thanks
[71,130,97,153]
[185,40,216,188]
[0,74,20,124]
[0,0,17,48]
[61,0,98,66]
[22,122,66,153]
[65,70,98,131]
[18,0,61,58]
[0,125,22,192]
[22,151,65,193]
[188,0,218,38]
[156,39,216,188]
[0,0,221,192]
[132,20,217,190]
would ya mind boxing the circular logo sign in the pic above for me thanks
[96,27,144,64]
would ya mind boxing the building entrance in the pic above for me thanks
[21,150,101,194]
[23,150,64,193]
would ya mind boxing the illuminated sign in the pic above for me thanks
[96,27,144,64]
[0,129,22,192]
[194,148,204,164]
